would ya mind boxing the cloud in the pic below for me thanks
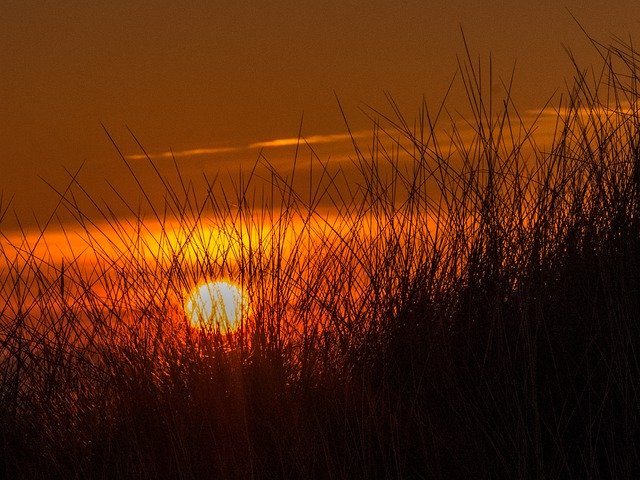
[248,131,370,149]
[126,146,240,161]
[125,130,371,161]
[526,101,637,120]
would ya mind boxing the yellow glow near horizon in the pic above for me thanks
[184,280,248,332]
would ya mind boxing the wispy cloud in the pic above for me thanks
[248,131,369,149]
[526,101,638,120]
[126,130,371,161]
[127,146,240,161]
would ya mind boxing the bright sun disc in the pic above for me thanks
[184,280,248,332]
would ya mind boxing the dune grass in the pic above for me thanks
[1,35,640,479]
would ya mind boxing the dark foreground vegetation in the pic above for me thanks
[2,37,640,479]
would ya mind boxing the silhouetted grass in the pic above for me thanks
[1,35,640,479]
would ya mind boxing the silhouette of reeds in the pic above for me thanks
[1,35,639,478]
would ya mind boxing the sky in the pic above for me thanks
[2,1,640,231]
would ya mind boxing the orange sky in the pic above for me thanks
[2,1,640,232]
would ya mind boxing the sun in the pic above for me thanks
[184,280,248,332]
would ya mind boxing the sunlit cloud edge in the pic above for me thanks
[248,130,369,148]
[125,130,372,161]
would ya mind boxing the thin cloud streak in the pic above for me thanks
[248,131,370,148]
[526,101,637,120]
[126,130,372,161]
[128,102,635,164]
[127,146,240,160]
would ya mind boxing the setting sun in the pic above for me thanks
[184,280,248,332]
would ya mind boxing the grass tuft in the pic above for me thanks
[1,35,640,478]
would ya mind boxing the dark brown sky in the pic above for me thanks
[2,1,639,230]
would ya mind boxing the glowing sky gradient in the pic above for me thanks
[2,1,640,230]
